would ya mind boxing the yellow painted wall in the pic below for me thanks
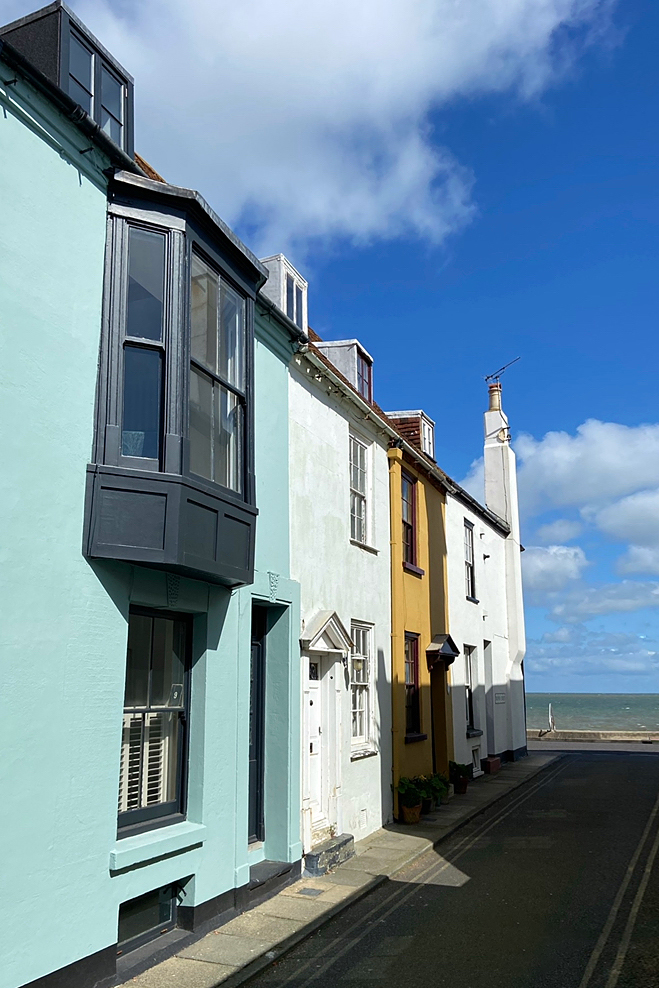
[389,447,452,811]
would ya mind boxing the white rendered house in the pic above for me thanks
[269,265,393,855]
[446,382,527,770]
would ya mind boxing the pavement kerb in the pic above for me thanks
[126,754,563,988]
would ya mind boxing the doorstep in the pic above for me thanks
[123,752,560,988]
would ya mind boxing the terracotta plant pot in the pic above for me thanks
[454,777,469,795]
[401,803,422,824]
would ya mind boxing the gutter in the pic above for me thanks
[256,292,309,346]
[0,37,143,176]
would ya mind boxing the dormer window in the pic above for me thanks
[0,2,134,155]
[357,351,372,402]
[421,417,434,458]
[286,272,304,330]
[259,254,308,334]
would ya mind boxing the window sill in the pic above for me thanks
[404,733,428,744]
[466,595,480,604]
[403,562,425,577]
[350,539,379,555]
[466,728,484,738]
[351,746,378,761]
[110,821,206,873]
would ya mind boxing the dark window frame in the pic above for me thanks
[94,207,256,508]
[404,633,421,737]
[117,607,192,839]
[401,471,417,566]
[62,18,133,155]
[117,884,179,957]
[357,351,372,403]
[464,520,477,600]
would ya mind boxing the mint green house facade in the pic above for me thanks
[0,7,302,988]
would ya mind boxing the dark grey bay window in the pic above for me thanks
[190,253,245,493]
[118,609,190,835]
[85,173,267,587]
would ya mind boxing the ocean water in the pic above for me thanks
[526,693,659,732]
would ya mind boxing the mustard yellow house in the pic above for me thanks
[386,412,458,813]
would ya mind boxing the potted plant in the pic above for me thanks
[430,773,449,806]
[416,776,435,814]
[396,777,423,823]
[449,761,471,795]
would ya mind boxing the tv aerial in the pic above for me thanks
[484,356,520,384]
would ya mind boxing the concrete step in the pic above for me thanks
[304,833,355,876]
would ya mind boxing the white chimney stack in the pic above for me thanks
[483,381,526,750]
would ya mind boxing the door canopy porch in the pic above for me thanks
[426,633,460,670]
[300,610,353,658]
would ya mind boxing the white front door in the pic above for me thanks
[303,653,341,847]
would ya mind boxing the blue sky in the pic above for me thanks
[6,0,656,692]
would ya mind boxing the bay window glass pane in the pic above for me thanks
[124,614,151,708]
[214,386,243,493]
[295,284,303,329]
[219,282,245,390]
[122,346,162,459]
[127,228,165,342]
[101,65,123,120]
[70,34,92,90]
[101,108,122,146]
[191,254,218,371]
[151,618,185,708]
[69,76,92,114]
[189,367,212,480]
[144,711,178,805]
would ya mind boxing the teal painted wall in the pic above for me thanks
[0,69,125,988]
[1,68,302,988]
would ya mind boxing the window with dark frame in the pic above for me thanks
[404,634,420,735]
[464,520,476,599]
[103,215,251,499]
[357,351,372,402]
[349,436,367,544]
[121,226,166,464]
[402,472,416,565]
[464,644,476,730]
[67,29,126,150]
[190,251,246,494]
[118,610,190,835]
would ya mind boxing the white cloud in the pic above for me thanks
[594,488,659,546]
[516,420,659,516]
[526,630,659,681]
[522,544,588,592]
[535,518,582,543]
[617,546,659,576]
[4,0,614,256]
[549,580,659,623]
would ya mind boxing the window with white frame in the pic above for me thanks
[350,436,368,544]
[464,520,476,599]
[350,624,371,744]
[421,417,434,458]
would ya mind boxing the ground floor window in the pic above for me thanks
[350,623,371,745]
[405,633,420,735]
[118,609,190,835]
[117,885,178,955]
[464,645,477,732]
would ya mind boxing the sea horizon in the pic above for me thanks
[526,692,659,731]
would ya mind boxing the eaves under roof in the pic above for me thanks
[111,171,269,289]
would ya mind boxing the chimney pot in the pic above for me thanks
[488,382,502,412]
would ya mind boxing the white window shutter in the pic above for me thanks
[118,714,143,813]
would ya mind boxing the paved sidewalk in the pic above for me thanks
[125,753,559,988]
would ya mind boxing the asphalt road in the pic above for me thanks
[248,752,659,988]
